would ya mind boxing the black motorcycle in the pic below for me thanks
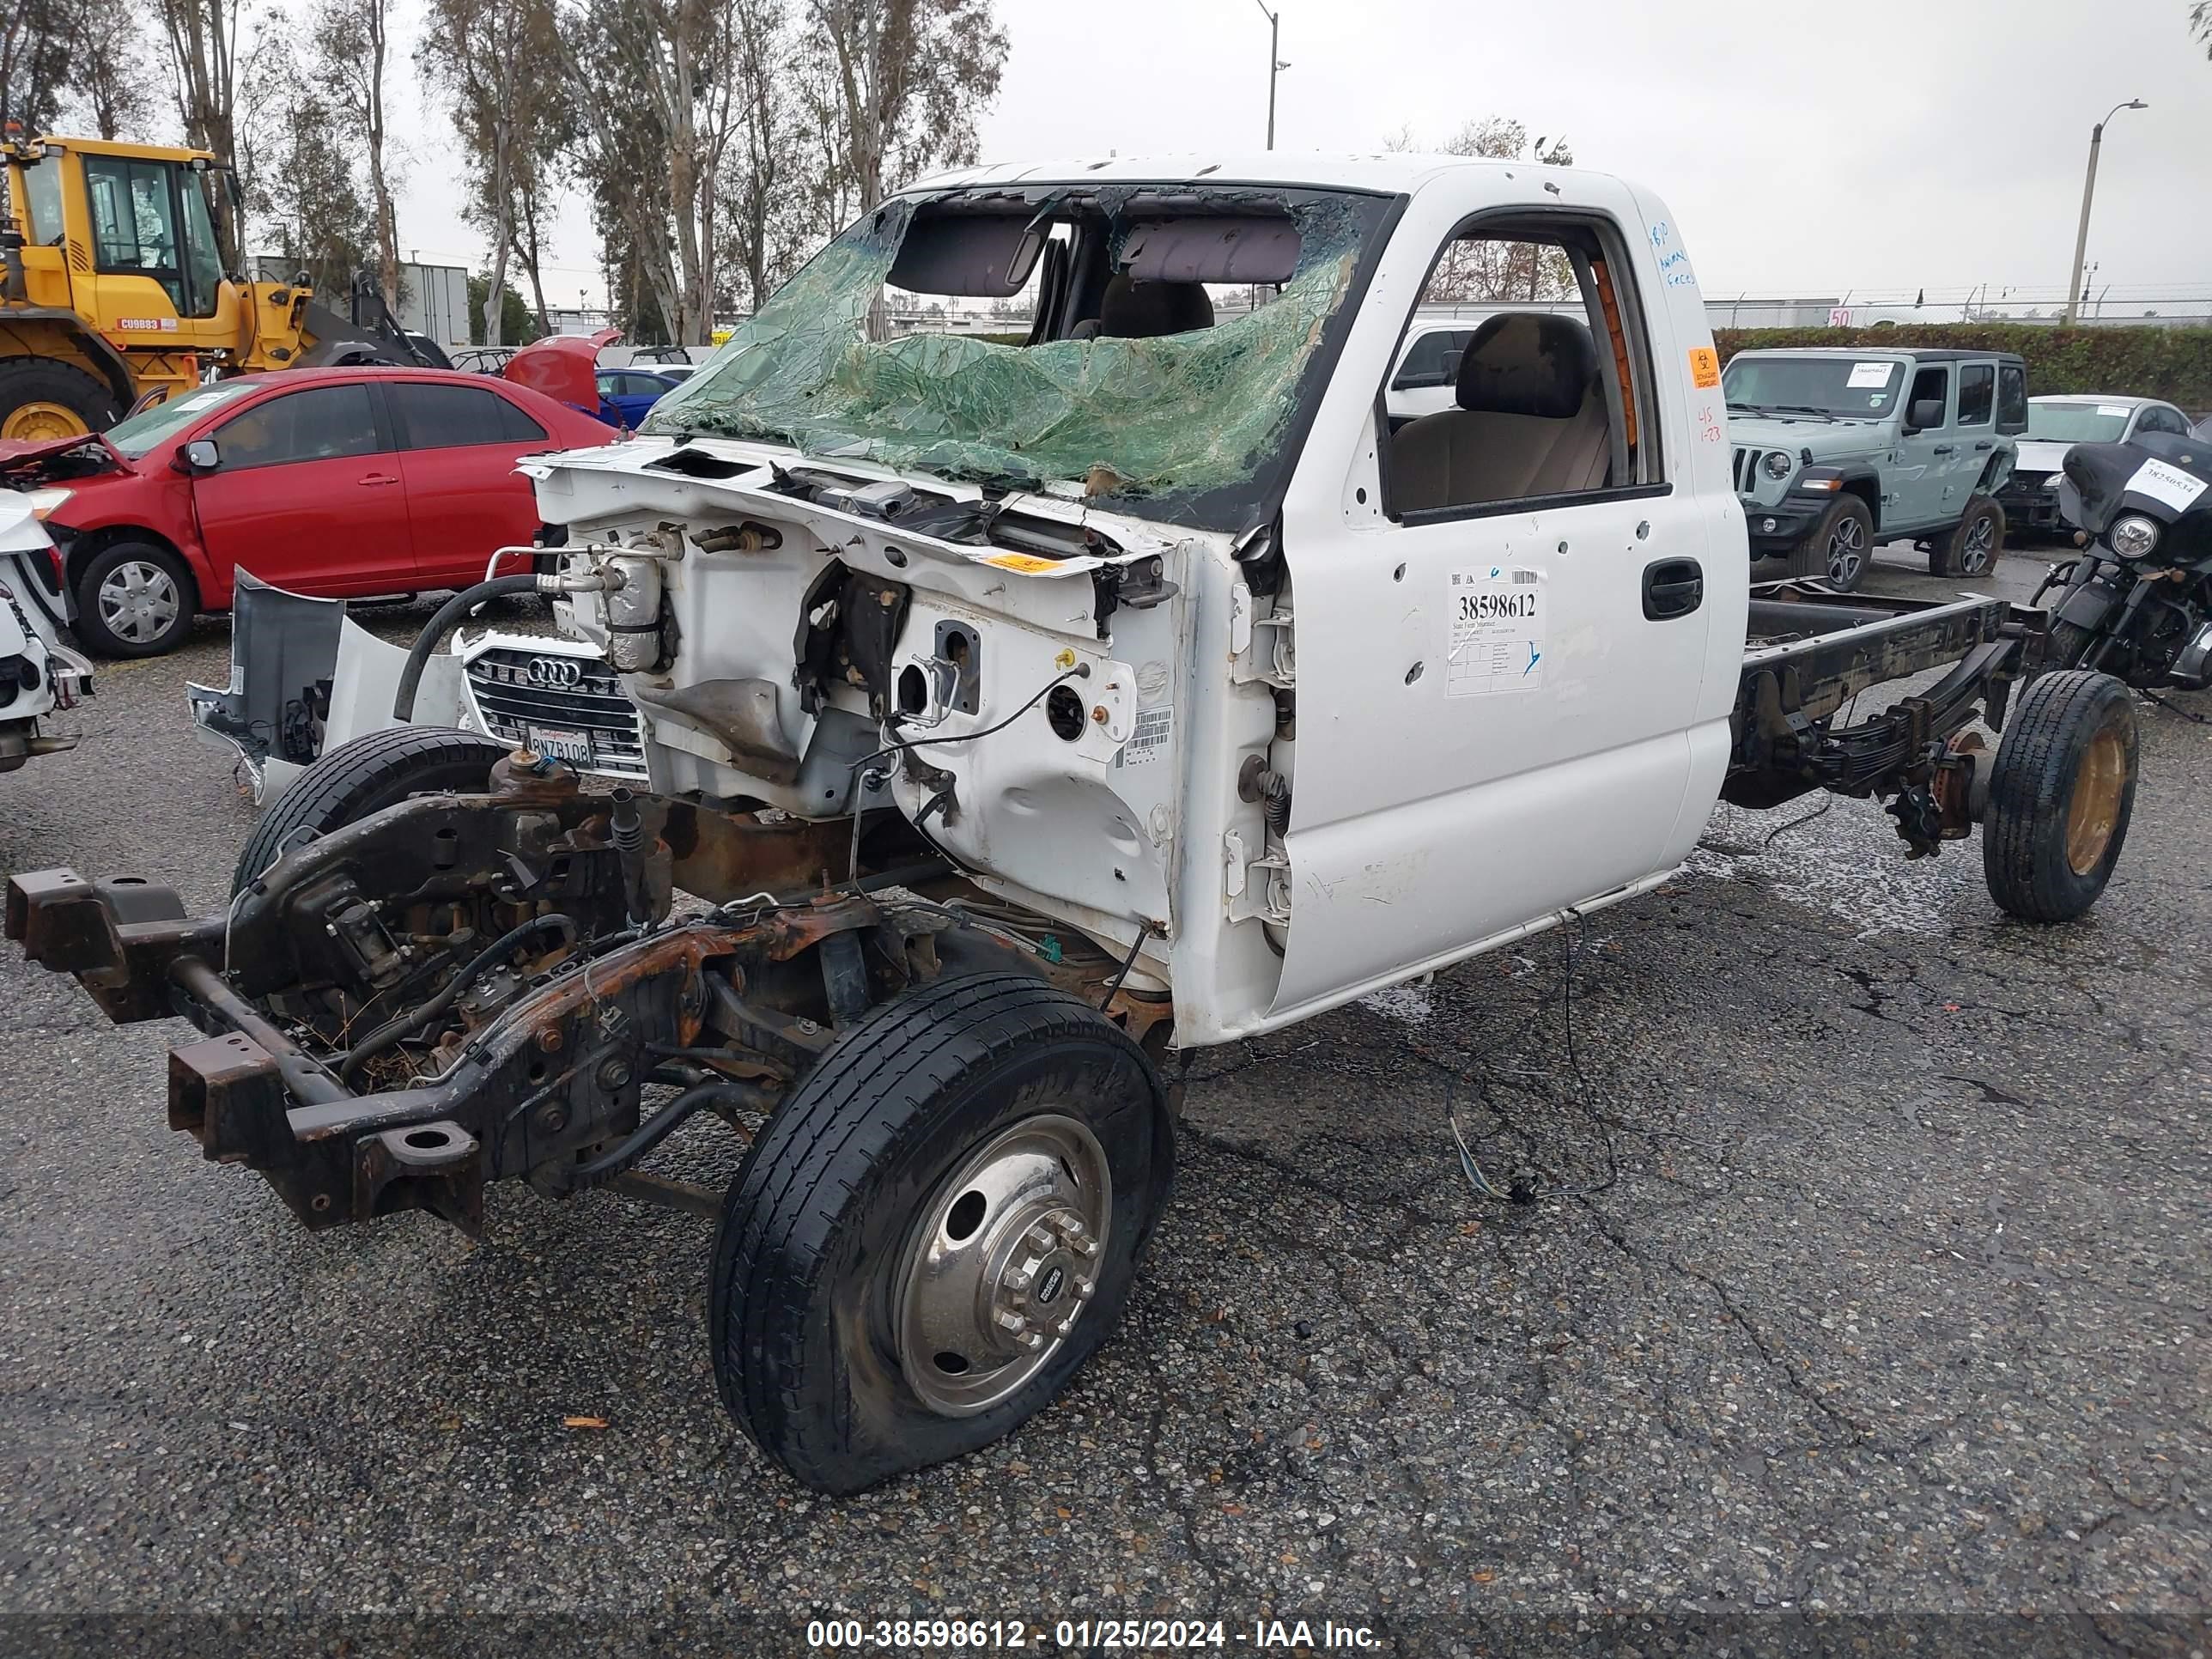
[2038,431,2212,691]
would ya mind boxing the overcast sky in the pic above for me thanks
[390,0,2212,313]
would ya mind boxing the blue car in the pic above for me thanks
[594,368,681,429]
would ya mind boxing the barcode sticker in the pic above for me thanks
[1447,566,1547,697]
[1124,704,1173,763]
[2126,458,2207,514]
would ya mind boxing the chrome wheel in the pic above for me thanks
[96,558,182,645]
[896,1113,1113,1418]
[1826,515,1866,586]
[1957,514,1996,575]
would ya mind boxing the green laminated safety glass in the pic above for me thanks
[646,194,1376,523]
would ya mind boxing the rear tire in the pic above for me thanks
[708,971,1173,1495]
[1932,495,2003,578]
[1786,495,1872,591]
[232,724,509,896]
[1983,669,2137,922]
[0,358,119,441]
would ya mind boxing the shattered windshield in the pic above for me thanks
[645,185,1395,530]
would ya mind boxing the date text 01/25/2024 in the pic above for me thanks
[804,1616,1382,1650]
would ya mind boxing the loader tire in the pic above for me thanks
[232,724,508,896]
[709,971,1173,1495]
[1982,669,2136,922]
[0,358,119,442]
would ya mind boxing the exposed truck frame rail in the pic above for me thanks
[1725,581,2049,845]
[7,584,2063,1228]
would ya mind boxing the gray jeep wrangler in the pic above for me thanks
[1724,347,2027,591]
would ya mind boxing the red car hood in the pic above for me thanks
[503,329,621,417]
[0,432,119,472]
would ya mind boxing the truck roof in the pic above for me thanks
[906,151,1610,199]
[1731,345,2027,367]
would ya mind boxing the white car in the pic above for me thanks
[0,492,92,773]
[2001,393,2195,538]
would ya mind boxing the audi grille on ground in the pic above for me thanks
[459,643,650,781]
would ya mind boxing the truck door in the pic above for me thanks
[1266,197,1741,1017]
[1893,363,1952,530]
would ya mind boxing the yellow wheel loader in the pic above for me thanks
[0,133,445,441]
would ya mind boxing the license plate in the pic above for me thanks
[525,724,594,764]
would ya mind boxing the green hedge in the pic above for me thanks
[1712,325,2212,414]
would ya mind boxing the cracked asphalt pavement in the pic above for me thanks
[2,546,2207,1656]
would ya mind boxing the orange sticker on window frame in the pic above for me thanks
[1687,347,1721,390]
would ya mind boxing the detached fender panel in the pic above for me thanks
[186,573,346,787]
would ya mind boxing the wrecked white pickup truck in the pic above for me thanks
[9,155,2141,1495]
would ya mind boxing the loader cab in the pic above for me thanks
[0,135,256,438]
[4,137,234,324]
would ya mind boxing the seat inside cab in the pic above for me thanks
[1391,313,1611,511]
[1070,274,1215,339]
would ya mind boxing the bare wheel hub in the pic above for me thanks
[2064,728,2125,875]
[896,1114,1111,1417]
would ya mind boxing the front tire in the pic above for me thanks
[709,971,1173,1494]
[73,541,196,658]
[1787,495,1872,591]
[1983,669,2137,922]
[1932,495,2003,578]
[232,724,510,895]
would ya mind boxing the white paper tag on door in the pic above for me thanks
[2126,458,2208,514]
[1446,566,1546,697]
[1847,362,1891,388]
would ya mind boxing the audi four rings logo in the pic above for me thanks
[526,656,583,688]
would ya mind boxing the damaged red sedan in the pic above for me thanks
[0,368,611,657]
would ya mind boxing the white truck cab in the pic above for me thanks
[12,155,2137,1497]
[539,155,1747,1044]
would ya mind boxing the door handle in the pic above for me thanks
[1973,441,1993,451]
[1930,445,1955,456]
[357,472,400,486]
[1641,556,1704,622]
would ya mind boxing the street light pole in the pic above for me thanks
[2063,98,2146,325]
[1251,0,1285,149]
